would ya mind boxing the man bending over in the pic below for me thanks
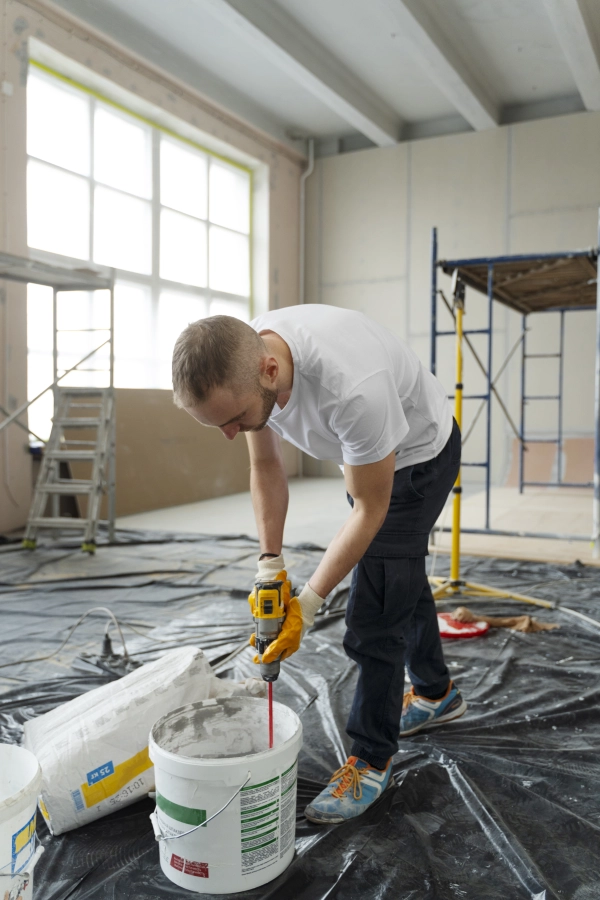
[172,305,465,824]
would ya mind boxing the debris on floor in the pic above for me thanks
[451,605,560,632]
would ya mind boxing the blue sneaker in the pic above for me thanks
[400,682,467,737]
[304,756,393,824]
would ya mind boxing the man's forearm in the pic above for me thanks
[309,507,384,598]
[250,461,289,555]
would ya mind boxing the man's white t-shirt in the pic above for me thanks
[250,305,453,471]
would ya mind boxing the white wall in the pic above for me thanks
[0,0,305,532]
[305,111,600,486]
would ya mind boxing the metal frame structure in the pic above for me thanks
[0,252,116,541]
[430,226,600,551]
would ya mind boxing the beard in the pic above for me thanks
[240,384,279,432]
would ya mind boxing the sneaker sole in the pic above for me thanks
[399,698,467,737]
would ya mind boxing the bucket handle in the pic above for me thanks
[150,771,251,843]
[0,843,44,891]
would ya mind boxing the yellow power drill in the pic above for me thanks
[248,574,291,682]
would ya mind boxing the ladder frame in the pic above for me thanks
[0,253,115,546]
[430,223,600,549]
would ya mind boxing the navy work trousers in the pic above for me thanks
[343,419,461,768]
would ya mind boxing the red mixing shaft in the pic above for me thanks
[268,682,274,749]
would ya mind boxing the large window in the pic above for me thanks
[26,64,252,438]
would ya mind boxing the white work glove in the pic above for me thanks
[254,553,286,584]
[297,583,325,638]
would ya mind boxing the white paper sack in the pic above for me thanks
[23,646,265,835]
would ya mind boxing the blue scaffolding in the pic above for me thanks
[430,226,600,548]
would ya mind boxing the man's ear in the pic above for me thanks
[260,353,279,385]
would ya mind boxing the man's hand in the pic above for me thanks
[309,451,396,599]
[250,582,324,664]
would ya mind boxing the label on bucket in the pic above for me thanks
[239,760,297,876]
[170,854,209,878]
[11,811,36,875]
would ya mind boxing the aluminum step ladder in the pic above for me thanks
[23,386,115,553]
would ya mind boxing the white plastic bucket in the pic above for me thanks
[0,744,43,900]
[149,696,302,894]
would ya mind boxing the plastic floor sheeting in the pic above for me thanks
[1,530,600,900]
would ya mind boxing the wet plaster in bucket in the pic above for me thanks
[152,698,297,760]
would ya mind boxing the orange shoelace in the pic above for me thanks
[403,688,417,711]
[329,762,363,800]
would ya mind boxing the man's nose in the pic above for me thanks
[221,424,240,440]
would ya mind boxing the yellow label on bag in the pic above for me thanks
[80,746,152,807]
[39,798,50,824]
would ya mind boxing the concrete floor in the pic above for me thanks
[117,478,598,566]
[117,477,351,548]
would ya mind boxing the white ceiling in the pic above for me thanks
[50,0,600,154]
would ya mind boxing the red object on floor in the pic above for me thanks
[268,681,273,748]
[437,613,490,638]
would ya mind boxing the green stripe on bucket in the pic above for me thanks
[242,837,277,853]
[241,800,278,817]
[156,793,206,826]
[241,826,277,843]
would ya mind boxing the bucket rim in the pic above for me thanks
[0,745,42,816]
[149,696,302,768]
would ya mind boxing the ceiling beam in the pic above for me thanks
[384,0,499,131]
[543,0,600,111]
[204,0,401,147]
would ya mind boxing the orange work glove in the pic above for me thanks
[249,582,324,664]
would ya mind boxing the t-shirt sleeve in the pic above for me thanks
[333,370,409,466]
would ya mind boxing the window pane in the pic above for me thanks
[209,161,250,233]
[157,290,208,389]
[28,159,89,259]
[209,297,249,322]
[56,291,110,389]
[161,138,207,218]
[94,186,151,274]
[94,105,151,198]
[114,282,156,388]
[209,226,249,296]
[27,71,90,175]
[160,209,207,287]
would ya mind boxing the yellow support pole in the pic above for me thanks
[450,297,464,588]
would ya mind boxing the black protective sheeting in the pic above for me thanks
[1,531,600,899]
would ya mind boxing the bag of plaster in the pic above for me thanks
[22,646,265,835]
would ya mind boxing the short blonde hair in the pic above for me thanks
[172,316,265,408]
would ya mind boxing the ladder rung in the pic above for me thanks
[29,517,88,528]
[45,450,98,460]
[68,403,103,409]
[524,395,559,400]
[58,387,107,395]
[55,478,93,486]
[61,440,99,446]
[56,418,102,427]
[38,483,95,494]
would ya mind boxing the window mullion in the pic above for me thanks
[152,128,161,388]
[89,96,95,262]
[207,156,211,314]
